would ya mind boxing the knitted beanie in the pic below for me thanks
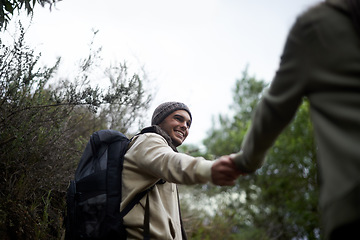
[151,102,192,125]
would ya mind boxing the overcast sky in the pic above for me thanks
[3,0,322,147]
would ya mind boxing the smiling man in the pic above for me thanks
[121,102,240,239]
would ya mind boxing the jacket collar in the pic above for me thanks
[140,125,178,152]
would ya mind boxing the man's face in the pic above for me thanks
[158,110,191,147]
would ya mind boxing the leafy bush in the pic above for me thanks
[0,25,152,239]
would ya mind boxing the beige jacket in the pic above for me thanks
[121,133,213,239]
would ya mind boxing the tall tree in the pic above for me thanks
[184,68,320,239]
[248,101,319,240]
[180,69,269,239]
[203,67,268,156]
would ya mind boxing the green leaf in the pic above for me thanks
[4,1,14,14]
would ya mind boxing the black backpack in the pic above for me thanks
[65,129,155,240]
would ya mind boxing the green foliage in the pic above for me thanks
[0,0,59,31]
[204,68,268,156]
[252,101,319,240]
[186,68,320,239]
[179,186,241,240]
[0,24,152,239]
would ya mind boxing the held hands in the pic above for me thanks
[211,155,244,186]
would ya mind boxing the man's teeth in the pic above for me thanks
[176,131,184,137]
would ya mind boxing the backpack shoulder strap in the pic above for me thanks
[120,179,164,218]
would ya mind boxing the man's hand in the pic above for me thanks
[211,155,243,186]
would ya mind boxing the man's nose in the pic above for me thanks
[180,121,188,129]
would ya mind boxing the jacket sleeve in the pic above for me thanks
[126,133,214,184]
[234,14,311,173]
